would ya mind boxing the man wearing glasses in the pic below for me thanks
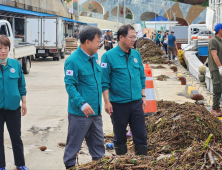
[101,25,148,156]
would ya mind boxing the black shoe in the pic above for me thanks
[114,143,127,155]
[66,165,75,170]
[134,144,148,156]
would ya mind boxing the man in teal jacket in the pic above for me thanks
[63,26,105,170]
[155,30,162,47]
[101,25,148,156]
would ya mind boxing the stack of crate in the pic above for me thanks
[65,38,78,53]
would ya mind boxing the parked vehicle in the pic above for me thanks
[112,32,117,40]
[0,20,36,74]
[191,30,213,41]
[26,16,65,61]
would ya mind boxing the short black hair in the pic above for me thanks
[117,25,135,41]
[215,29,219,35]
[79,26,102,44]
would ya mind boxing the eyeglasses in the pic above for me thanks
[128,36,137,40]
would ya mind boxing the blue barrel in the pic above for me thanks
[106,143,114,148]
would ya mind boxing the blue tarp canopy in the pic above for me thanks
[150,16,168,21]
[0,4,55,17]
[60,17,87,25]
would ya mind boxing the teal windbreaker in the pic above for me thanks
[64,46,102,116]
[101,44,145,103]
[0,58,26,110]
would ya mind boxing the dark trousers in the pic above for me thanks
[168,46,176,60]
[105,46,111,51]
[155,40,161,47]
[111,100,147,145]
[211,70,222,110]
[163,43,168,54]
[0,107,25,167]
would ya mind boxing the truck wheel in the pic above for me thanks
[22,58,31,74]
[61,51,65,59]
[55,52,60,61]
[53,57,56,61]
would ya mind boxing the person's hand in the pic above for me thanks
[142,97,147,109]
[105,102,113,116]
[22,102,27,116]
[83,105,95,118]
[219,66,222,76]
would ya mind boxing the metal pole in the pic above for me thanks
[123,0,126,25]
[12,17,15,38]
[117,0,120,31]
[154,0,156,31]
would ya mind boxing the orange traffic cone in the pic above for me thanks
[143,64,157,117]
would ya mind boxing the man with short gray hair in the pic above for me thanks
[63,26,105,170]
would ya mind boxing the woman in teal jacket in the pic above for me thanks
[0,35,29,170]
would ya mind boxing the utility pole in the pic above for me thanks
[123,0,126,25]
[117,0,120,31]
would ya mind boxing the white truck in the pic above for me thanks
[26,16,66,61]
[0,20,36,74]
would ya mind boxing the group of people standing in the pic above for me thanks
[64,25,148,170]
[0,24,148,170]
[150,30,176,61]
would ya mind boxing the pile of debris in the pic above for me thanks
[136,38,167,64]
[74,101,222,170]
[156,75,169,81]
[150,65,166,69]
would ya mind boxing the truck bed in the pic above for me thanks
[14,43,36,59]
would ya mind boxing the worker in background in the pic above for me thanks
[143,32,147,39]
[155,31,161,47]
[104,30,112,51]
[73,31,79,40]
[208,23,222,117]
[152,32,156,42]
[109,31,115,49]
[0,35,29,170]
[162,32,168,55]
[167,31,176,61]
[101,25,148,156]
[63,26,105,170]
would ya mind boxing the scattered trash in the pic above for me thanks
[106,143,114,149]
[156,75,170,81]
[58,142,66,148]
[126,129,132,138]
[150,65,166,69]
[76,100,222,169]
[45,149,53,152]
[40,146,47,151]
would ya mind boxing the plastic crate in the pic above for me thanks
[198,46,208,56]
